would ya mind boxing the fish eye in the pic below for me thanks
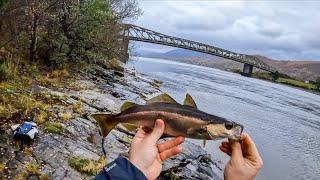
[225,122,234,130]
[198,128,206,135]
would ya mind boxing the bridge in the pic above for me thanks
[121,24,277,76]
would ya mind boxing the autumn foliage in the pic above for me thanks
[0,0,141,69]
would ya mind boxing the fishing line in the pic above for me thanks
[101,137,107,156]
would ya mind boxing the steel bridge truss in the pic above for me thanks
[121,24,276,73]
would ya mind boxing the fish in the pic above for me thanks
[89,93,244,142]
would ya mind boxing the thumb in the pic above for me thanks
[148,119,165,143]
[230,140,244,164]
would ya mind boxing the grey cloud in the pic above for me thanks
[136,0,320,60]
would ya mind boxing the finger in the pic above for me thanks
[148,119,165,143]
[241,133,260,157]
[229,139,244,163]
[221,141,230,149]
[160,146,182,161]
[158,136,185,152]
[241,133,262,164]
[219,145,231,156]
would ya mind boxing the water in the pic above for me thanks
[128,57,320,180]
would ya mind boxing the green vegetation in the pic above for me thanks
[0,163,5,173]
[0,0,141,124]
[44,122,63,134]
[252,72,273,81]
[316,77,320,91]
[230,68,242,74]
[230,69,319,93]
[277,78,317,90]
[163,169,180,180]
[17,163,49,180]
[68,157,106,176]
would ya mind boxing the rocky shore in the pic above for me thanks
[0,61,223,179]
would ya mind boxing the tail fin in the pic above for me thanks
[89,113,118,137]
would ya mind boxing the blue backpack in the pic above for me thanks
[12,122,38,141]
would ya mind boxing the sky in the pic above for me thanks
[132,0,320,61]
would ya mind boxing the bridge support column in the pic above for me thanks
[241,63,253,77]
[272,71,279,82]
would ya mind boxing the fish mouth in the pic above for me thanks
[230,124,244,140]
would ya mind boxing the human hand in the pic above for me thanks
[129,119,185,180]
[219,133,263,180]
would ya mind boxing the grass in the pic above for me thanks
[35,110,49,124]
[0,56,73,123]
[0,80,49,119]
[72,102,85,116]
[230,68,319,93]
[44,122,63,134]
[0,163,5,172]
[252,72,273,81]
[276,78,317,90]
[68,157,106,176]
[59,111,73,121]
[163,169,180,180]
[0,57,19,81]
[16,163,49,180]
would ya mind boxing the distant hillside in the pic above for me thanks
[255,55,320,81]
[138,49,320,81]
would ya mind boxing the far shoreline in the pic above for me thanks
[132,56,320,96]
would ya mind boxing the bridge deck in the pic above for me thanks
[122,24,276,73]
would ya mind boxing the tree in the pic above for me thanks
[0,0,141,67]
[0,0,8,8]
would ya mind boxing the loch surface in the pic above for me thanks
[129,57,320,180]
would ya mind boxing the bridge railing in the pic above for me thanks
[121,24,276,73]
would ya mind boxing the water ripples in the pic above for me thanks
[130,58,320,180]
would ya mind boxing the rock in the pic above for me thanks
[87,133,100,145]
[1,63,223,179]
[114,71,125,77]
[104,58,125,72]
[71,90,117,112]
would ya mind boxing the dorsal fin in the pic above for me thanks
[146,93,177,104]
[184,93,197,108]
[121,102,137,112]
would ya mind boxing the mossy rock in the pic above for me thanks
[44,122,63,134]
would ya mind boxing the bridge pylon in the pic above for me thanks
[241,63,253,77]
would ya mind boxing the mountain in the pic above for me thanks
[255,55,320,81]
[138,49,320,81]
